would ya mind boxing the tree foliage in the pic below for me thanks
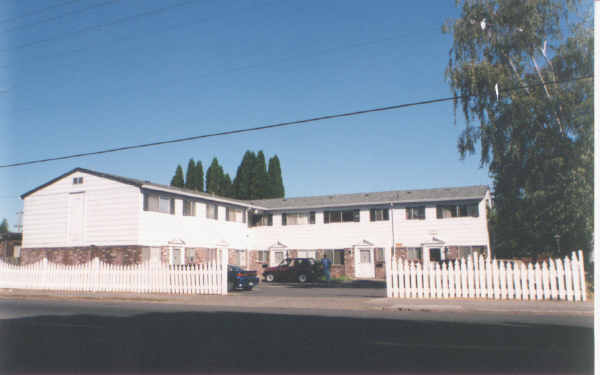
[170,165,185,188]
[0,219,8,234]
[267,155,285,198]
[184,159,196,190]
[194,160,204,192]
[444,0,592,258]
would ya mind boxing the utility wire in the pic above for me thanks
[0,0,81,24]
[0,75,591,169]
[2,0,120,33]
[0,0,200,53]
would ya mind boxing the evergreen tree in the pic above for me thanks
[170,165,185,188]
[184,159,196,190]
[205,158,219,194]
[252,151,269,199]
[0,218,8,233]
[222,173,233,198]
[444,0,592,257]
[194,160,204,192]
[233,151,256,199]
[267,155,285,198]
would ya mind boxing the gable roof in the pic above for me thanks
[21,167,489,211]
[248,185,489,210]
[20,168,255,207]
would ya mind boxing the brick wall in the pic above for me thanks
[20,246,145,265]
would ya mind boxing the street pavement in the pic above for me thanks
[0,284,594,374]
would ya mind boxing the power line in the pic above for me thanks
[0,0,81,24]
[2,0,120,33]
[0,75,591,169]
[1,0,200,53]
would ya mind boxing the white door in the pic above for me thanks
[150,247,161,263]
[170,248,184,265]
[68,192,85,244]
[355,247,375,278]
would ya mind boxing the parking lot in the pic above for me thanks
[234,280,387,298]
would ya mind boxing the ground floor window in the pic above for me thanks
[257,250,268,263]
[323,249,345,265]
[169,248,185,265]
[297,250,316,259]
[407,247,422,261]
[232,250,246,267]
[374,248,385,263]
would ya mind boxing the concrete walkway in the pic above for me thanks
[0,287,593,317]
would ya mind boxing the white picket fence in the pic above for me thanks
[0,255,229,295]
[386,250,587,302]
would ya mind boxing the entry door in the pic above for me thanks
[355,247,375,278]
[270,250,286,266]
[68,192,85,244]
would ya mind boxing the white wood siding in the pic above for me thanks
[248,198,490,250]
[22,171,141,248]
[138,198,248,249]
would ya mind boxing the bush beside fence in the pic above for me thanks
[0,255,228,295]
[386,250,586,302]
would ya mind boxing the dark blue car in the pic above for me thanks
[228,265,259,291]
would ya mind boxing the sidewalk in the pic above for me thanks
[0,287,593,316]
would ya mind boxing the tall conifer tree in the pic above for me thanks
[268,155,285,198]
[205,158,221,194]
[184,159,195,190]
[170,165,185,188]
[252,151,269,199]
[233,151,256,199]
[194,160,204,192]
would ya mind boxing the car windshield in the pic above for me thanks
[279,259,291,267]
[228,266,242,272]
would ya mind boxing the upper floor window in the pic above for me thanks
[226,207,245,223]
[249,213,272,227]
[282,212,315,225]
[406,206,425,220]
[72,177,83,185]
[183,200,196,216]
[436,203,479,219]
[206,204,218,220]
[369,208,389,222]
[144,193,174,214]
[324,209,359,224]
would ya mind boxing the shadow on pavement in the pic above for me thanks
[0,309,593,374]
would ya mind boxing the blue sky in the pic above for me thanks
[0,0,492,229]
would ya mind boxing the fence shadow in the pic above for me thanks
[0,308,592,374]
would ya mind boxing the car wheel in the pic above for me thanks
[265,274,275,282]
[298,274,308,283]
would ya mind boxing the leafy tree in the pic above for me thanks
[444,0,592,258]
[267,155,285,198]
[0,219,8,233]
[252,151,269,199]
[170,165,185,188]
[194,160,204,192]
[233,151,256,199]
[184,159,196,190]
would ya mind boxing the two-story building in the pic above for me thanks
[19,167,491,279]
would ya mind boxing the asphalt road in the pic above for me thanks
[0,297,593,374]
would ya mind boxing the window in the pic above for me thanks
[436,203,479,218]
[72,177,83,185]
[323,249,345,265]
[186,248,196,263]
[144,193,174,214]
[257,250,268,263]
[226,207,245,222]
[407,247,422,261]
[232,250,246,267]
[282,212,315,225]
[406,206,425,220]
[183,200,196,216]
[458,246,472,258]
[249,213,272,227]
[374,248,385,262]
[206,204,218,220]
[297,250,316,258]
[324,209,360,224]
[370,208,389,222]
